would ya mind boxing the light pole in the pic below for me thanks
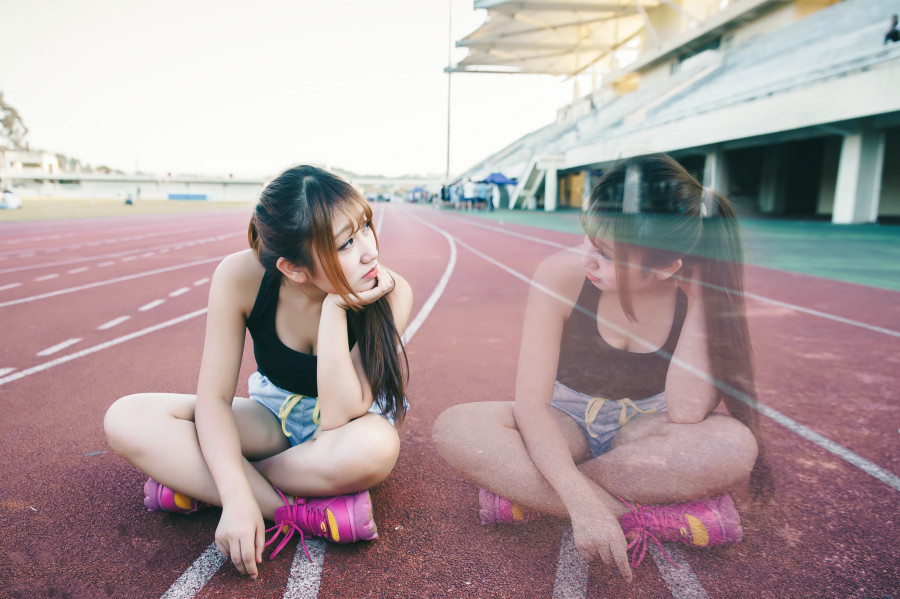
[445,0,452,188]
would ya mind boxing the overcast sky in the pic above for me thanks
[0,0,570,179]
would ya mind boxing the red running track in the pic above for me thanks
[0,204,897,599]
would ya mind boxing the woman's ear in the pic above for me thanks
[653,258,683,281]
[276,257,310,284]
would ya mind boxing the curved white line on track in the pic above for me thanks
[408,211,900,599]
[442,226,900,492]
[162,206,458,599]
[0,256,226,308]
[431,211,900,338]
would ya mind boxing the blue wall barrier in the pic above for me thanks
[168,193,208,201]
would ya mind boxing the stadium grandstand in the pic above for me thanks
[452,0,900,223]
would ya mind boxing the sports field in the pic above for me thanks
[0,202,897,598]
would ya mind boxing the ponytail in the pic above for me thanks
[698,191,774,504]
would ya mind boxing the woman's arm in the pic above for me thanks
[513,251,632,579]
[664,269,719,423]
[194,251,265,578]
[316,268,412,430]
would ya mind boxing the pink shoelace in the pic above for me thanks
[264,487,312,563]
[615,494,676,569]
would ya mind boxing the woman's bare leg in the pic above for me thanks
[104,393,290,518]
[105,394,400,517]
[254,413,400,497]
[432,401,757,516]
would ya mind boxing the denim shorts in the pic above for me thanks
[248,371,403,447]
[549,381,668,457]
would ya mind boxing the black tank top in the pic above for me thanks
[246,272,356,396]
[557,280,687,400]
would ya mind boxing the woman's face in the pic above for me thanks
[580,236,656,293]
[308,205,379,294]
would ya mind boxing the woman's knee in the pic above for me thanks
[333,419,400,488]
[103,393,193,457]
[104,394,150,456]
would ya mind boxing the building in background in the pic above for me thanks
[453,0,900,223]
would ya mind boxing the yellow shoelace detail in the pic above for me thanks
[278,394,322,437]
[584,396,657,438]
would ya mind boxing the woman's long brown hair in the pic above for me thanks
[583,154,774,504]
[248,165,408,423]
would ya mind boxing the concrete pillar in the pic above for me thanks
[759,146,784,214]
[703,146,729,194]
[544,167,558,212]
[833,130,885,224]
[582,169,593,212]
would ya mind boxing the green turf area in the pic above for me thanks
[448,207,900,292]
[0,198,254,222]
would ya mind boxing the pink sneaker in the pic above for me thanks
[618,494,742,566]
[265,487,378,561]
[143,478,209,514]
[478,488,538,526]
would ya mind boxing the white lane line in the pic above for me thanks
[275,208,458,599]
[400,223,457,346]
[67,267,89,274]
[450,228,900,492]
[551,525,588,599]
[139,299,166,311]
[649,544,709,599]
[18,252,36,258]
[169,287,190,297]
[141,252,156,257]
[193,278,210,286]
[0,282,22,291]
[0,308,207,387]
[122,256,137,262]
[0,230,241,274]
[160,542,227,599]
[437,212,900,339]
[36,338,82,356]
[0,367,15,377]
[98,261,116,267]
[375,204,386,237]
[422,223,710,599]
[0,256,225,309]
[98,316,131,330]
[282,540,327,599]
[35,274,59,281]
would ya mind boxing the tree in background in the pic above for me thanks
[0,91,29,150]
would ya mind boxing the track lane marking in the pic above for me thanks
[409,209,900,599]
[35,274,59,281]
[159,543,227,599]
[36,338,82,356]
[139,299,166,311]
[0,282,22,291]
[170,287,191,297]
[0,367,15,377]
[0,231,242,275]
[433,220,900,492]
[160,206,457,599]
[0,309,208,387]
[98,316,131,330]
[0,256,226,308]
[430,212,900,338]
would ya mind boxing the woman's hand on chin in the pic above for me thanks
[326,268,396,310]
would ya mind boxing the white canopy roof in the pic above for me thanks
[450,0,704,76]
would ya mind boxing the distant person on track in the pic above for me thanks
[886,15,899,44]
[105,165,412,580]
[433,154,772,581]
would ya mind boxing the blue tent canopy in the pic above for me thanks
[484,172,517,185]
